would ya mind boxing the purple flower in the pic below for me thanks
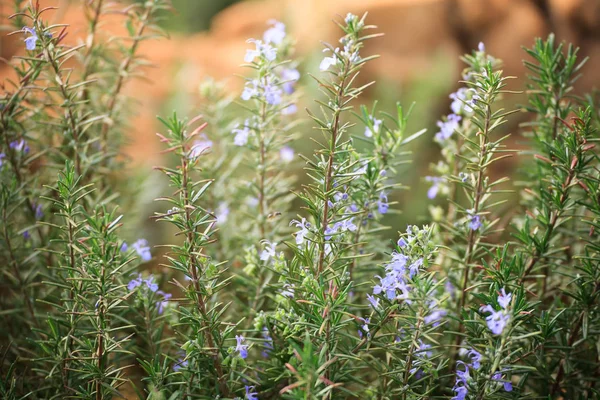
[452,386,468,400]
[281,283,295,298]
[264,82,282,105]
[156,291,172,314]
[120,242,128,252]
[357,317,370,339]
[33,203,43,220]
[244,39,277,62]
[479,304,510,335]
[281,68,300,94]
[263,20,286,45]
[280,146,294,162]
[366,294,380,309]
[23,230,30,240]
[233,119,251,146]
[497,287,512,309]
[127,273,143,291]
[467,348,482,369]
[387,252,409,275]
[446,280,456,299]
[291,218,309,245]
[408,258,423,278]
[469,215,481,230]
[452,361,470,400]
[377,192,389,214]
[364,117,382,138]
[424,300,447,327]
[0,152,5,167]
[260,241,277,261]
[449,87,476,114]
[478,42,485,52]
[397,238,407,248]
[425,176,443,199]
[281,103,298,115]
[245,385,259,400]
[132,239,151,261]
[459,172,468,182]
[10,139,29,154]
[261,327,274,357]
[22,27,38,50]
[235,335,248,359]
[410,340,432,376]
[143,276,158,292]
[215,202,229,225]
[241,80,259,101]
[467,210,482,231]
[189,134,212,158]
[319,48,338,71]
[493,372,513,392]
[173,354,188,372]
[435,113,461,141]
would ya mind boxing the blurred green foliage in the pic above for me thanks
[163,0,240,32]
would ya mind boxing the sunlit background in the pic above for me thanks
[1,0,599,237]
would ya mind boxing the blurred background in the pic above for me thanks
[1,0,600,229]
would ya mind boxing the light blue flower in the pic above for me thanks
[244,39,277,62]
[127,273,143,291]
[281,283,295,298]
[245,385,258,400]
[480,304,510,335]
[377,192,389,214]
[260,241,277,261]
[263,20,286,44]
[364,117,382,138]
[10,139,30,154]
[291,218,309,245]
[132,239,152,261]
[241,80,259,101]
[215,202,229,225]
[280,146,294,162]
[497,287,512,309]
[357,317,370,339]
[156,291,172,314]
[233,120,251,146]
[189,134,213,159]
[469,214,482,231]
[319,48,338,71]
[435,113,461,141]
[236,335,248,359]
[281,104,297,115]
[22,27,38,50]
[467,348,482,369]
[281,68,300,94]
[493,372,513,392]
[425,176,443,199]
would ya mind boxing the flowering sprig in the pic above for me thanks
[232,20,301,328]
[153,114,233,397]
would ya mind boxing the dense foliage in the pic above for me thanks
[1,2,600,399]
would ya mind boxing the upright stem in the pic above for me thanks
[317,60,349,275]
[181,155,229,397]
[79,0,104,103]
[452,99,492,365]
[99,4,152,174]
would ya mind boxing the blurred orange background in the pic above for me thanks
[1,0,599,172]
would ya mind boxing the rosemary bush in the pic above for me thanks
[1,2,600,399]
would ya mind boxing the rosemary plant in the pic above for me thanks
[2,2,600,399]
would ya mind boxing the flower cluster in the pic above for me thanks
[479,288,512,335]
[371,226,432,304]
[122,238,152,261]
